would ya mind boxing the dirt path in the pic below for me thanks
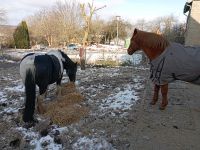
[130,80,200,150]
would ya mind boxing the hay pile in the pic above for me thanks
[61,82,76,95]
[44,82,88,126]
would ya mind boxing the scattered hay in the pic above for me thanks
[45,104,89,126]
[48,93,84,110]
[61,82,77,95]
[44,82,89,126]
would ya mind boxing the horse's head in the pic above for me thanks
[59,50,77,82]
[66,62,77,82]
[127,28,140,55]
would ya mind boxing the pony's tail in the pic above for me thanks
[23,69,36,122]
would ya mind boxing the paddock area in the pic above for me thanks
[0,59,148,149]
[1,51,200,149]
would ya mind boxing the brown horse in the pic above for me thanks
[127,28,200,110]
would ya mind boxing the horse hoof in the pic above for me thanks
[159,103,168,110]
[23,121,36,128]
[150,101,157,105]
[159,106,166,110]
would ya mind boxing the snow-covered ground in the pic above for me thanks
[2,45,143,65]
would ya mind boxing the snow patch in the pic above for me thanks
[72,136,115,150]
[34,135,62,150]
[16,127,62,150]
[1,107,18,114]
[0,58,16,63]
[99,84,139,117]
[0,91,7,102]
[5,84,24,92]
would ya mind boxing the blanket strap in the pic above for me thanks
[189,75,200,83]
[172,73,179,80]
[150,57,165,85]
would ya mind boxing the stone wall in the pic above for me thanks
[185,0,200,46]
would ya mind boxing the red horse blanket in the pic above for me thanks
[150,42,200,85]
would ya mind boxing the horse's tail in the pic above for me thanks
[23,69,36,122]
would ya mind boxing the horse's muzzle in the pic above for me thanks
[127,48,134,55]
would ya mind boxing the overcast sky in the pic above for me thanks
[0,0,187,25]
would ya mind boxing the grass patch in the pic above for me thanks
[95,60,119,67]
[94,60,133,67]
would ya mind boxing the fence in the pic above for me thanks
[1,48,143,66]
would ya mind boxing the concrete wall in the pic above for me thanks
[185,0,200,46]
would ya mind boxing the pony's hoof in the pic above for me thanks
[159,102,168,110]
[23,120,37,128]
[159,105,166,110]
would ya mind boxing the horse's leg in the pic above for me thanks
[150,84,160,105]
[37,86,47,114]
[44,87,48,98]
[56,78,62,97]
[56,85,62,97]
[160,84,168,110]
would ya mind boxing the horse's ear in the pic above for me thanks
[133,28,138,36]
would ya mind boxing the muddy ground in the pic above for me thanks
[1,57,200,150]
[0,59,149,149]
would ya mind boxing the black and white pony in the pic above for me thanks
[20,50,77,122]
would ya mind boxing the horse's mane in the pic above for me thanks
[136,30,170,51]
[59,50,76,66]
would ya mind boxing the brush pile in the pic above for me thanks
[45,82,88,126]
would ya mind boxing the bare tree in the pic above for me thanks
[0,8,7,49]
[53,0,82,45]
[133,19,147,31]
[90,16,105,44]
[136,15,183,43]
[27,9,57,47]
[162,15,177,39]
[101,17,131,44]
[80,0,106,70]
[27,0,82,47]
[40,9,58,47]
[147,17,163,34]
[0,8,7,24]
[80,1,103,46]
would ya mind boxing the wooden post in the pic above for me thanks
[79,47,85,70]
[80,1,106,70]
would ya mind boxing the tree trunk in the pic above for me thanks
[80,30,88,70]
